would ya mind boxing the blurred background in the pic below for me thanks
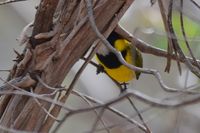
[0,0,200,133]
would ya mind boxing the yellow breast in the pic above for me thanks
[96,39,135,83]
[103,65,135,83]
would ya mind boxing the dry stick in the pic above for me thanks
[51,41,101,132]
[0,70,10,72]
[39,94,68,133]
[52,92,148,133]
[83,54,150,132]
[0,0,26,5]
[72,90,147,128]
[65,90,200,112]
[0,90,72,111]
[0,77,22,91]
[3,76,200,114]
[39,82,136,132]
[16,74,200,132]
[174,69,190,132]
[84,0,200,104]
[37,76,147,133]
[40,40,100,132]
[75,91,111,133]
[73,88,200,132]
[74,84,200,132]
[92,62,151,132]
[167,0,200,78]
[0,124,33,133]
[85,0,198,94]
[180,0,200,70]
[30,89,61,122]
[190,0,200,9]
[65,41,100,97]
[53,87,200,133]
[73,90,148,132]
[40,40,99,132]
[115,25,200,68]
[74,0,85,26]
[157,0,174,73]
[127,98,151,133]
[35,75,66,97]
[89,108,106,133]
[2,73,200,131]
[85,57,200,92]
[38,64,109,133]
[167,0,182,74]
[0,77,73,111]
[115,88,151,132]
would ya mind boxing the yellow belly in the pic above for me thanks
[96,39,137,83]
[104,65,135,83]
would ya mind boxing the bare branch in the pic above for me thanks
[0,124,33,133]
[30,89,61,122]
[115,25,200,67]
[0,76,72,112]
[0,74,36,92]
[72,90,147,132]
[65,40,100,97]
[85,0,199,94]
[89,108,106,133]
[53,88,200,132]
[158,0,175,73]
[0,0,26,5]
[167,0,200,78]
[127,97,151,133]
[180,0,200,69]
[191,0,200,9]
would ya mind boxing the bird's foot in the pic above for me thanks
[96,65,105,74]
[120,82,129,93]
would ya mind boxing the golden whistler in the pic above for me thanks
[96,31,143,88]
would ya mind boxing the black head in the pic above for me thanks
[107,32,122,46]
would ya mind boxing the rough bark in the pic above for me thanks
[0,0,134,132]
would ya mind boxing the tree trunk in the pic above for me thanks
[0,0,134,132]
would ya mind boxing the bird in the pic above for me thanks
[96,31,143,91]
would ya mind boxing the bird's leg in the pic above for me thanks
[96,65,105,74]
[120,82,129,93]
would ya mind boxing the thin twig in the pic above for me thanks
[0,0,26,5]
[30,89,61,122]
[115,25,200,68]
[53,87,200,133]
[167,0,200,78]
[65,40,100,97]
[36,75,66,96]
[190,0,200,9]
[167,0,182,74]
[3,78,198,117]
[157,0,174,73]
[85,0,199,94]
[180,0,200,69]
[0,77,73,111]
[0,124,34,133]
[75,90,110,133]
[0,69,10,72]
[72,90,147,130]
[89,108,106,133]
[127,97,151,133]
